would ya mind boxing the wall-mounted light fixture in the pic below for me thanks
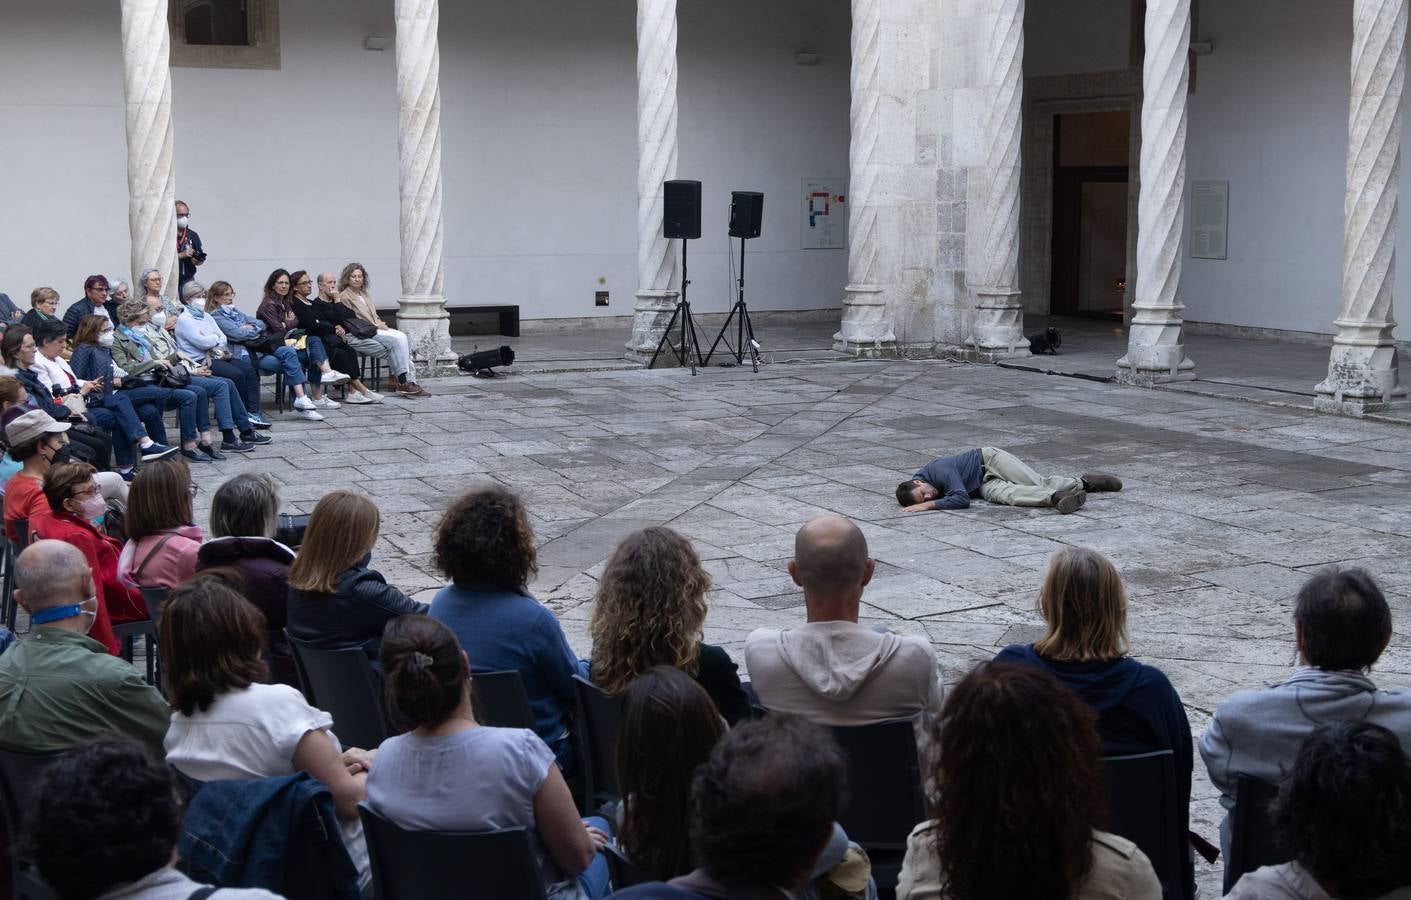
[795,49,820,65]
[1190,41,1214,56]
[364,35,390,51]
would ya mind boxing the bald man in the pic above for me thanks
[744,515,943,754]
[0,540,169,754]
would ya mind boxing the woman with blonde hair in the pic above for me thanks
[335,263,423,396]
[21,287,63,333]
[589,526,749,724]
[286,490,424,662]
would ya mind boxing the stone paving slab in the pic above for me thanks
[170,356,1411,893]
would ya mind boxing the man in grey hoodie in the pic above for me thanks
[744,515,944,756]
[1200,567,1411,858]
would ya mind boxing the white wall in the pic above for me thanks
[0,0,849,320]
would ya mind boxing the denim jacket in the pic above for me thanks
[179,773,361,900]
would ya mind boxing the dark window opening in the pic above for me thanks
[183,0,250,47]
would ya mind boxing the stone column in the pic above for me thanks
[394,0,457,374]
[119,0,178,295]
[833,0,896,357]
[625,0,681,363]
[1115,0,1196,384]
[1315,0,1408,414]
[966,0,1029,359]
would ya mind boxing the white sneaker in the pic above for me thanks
[316,396,341,409]
[321,370,352,386]
[343,392,375,405]
[297,408,325,421]
[363,389,384,401]
[293,395,316,411]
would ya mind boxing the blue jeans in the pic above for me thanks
[546,815,611,900]
[255,346,307,387]
[211,357,262,416]
[302,336,329,386]
[84,402,140,467]
[189,373,253,433]
[119,385,198,444]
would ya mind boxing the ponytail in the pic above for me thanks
[379,615,467,731]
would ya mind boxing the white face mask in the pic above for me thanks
[150,311,167,328]
[177,216,190,228]
[97,331,114,348]
[187,300,205,315]
[78,595,98,634]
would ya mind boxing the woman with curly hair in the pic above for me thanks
[589,527,750,725]
[896,661,1161,900]
[428,485,582,768]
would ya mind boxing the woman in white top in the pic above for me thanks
[160,571,374,888]
[335,263,425,396]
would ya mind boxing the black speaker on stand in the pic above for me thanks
[649,180,706,374]
[705,190,764,372]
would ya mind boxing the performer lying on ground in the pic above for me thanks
[896,448,1121,515]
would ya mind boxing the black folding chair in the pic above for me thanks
[1102,750,1191,900]
[1224,774,1285,894]
[359,805,547,900]
[571,675,622,812]
[471,670,535,729]
[285,632,393,750]
[829,720,926,899]
[113,617,158,686]
[0,747,62,900]
[603,843,655,889]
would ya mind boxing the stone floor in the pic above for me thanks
[172,354,1411,893]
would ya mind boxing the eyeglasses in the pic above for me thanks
[72,486,101,500]
[297,280,312,287]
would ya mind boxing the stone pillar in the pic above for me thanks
[394,0,457,374]
[625,0,681,364]
[1115,0,1196,385]
[1315,0,1408,415]
[119,0,178,295]
[966,0,1029,359]
[833,0,896,357]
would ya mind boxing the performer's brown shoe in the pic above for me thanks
[1081,473,1122,492]
[1051,486,1087,514]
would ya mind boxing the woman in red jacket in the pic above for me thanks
[31,461,147,655]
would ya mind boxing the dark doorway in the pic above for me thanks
[1050,111,1131,318]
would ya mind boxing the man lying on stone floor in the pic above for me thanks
[895,447,1122,515]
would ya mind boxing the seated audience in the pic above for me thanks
[61,274,120,338]
[197,472,298,685]
[1228,722,1411,900]
[3,409,71,542]
[21,286,63,333]
[119,457,203,590]
[1,326,117,471]
[746,514,943,755]
[334,264,424,396]
[1200,567,1411,857]
[27,736,281,900]
[613,714,849,900]
[286,490,424,660]
[259,272,361,406]
[32,462,148,654]
[367,615,611,900]
[428,485,581,766]
[590,526,750,724]
[0,541,168,753]
[292,273,378,402]
[161,572,372,888]
[897,662,1161,900]
[173,281,284,426]
[214,273,345,413]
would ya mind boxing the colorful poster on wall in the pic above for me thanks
[802,178,847,250]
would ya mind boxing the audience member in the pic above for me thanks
[613,714,848,900]
[292,272,378,402]
[197,473,298,685]
[334,264,423,396]
[2,327,107,463]
[256,271,358,406]
[896,662,1161,900]
[138,267,181,322]
[286,490,424,660]
[1200,567,1411,858]
[367,615,612,899]
[428,485,581,766]
[119,457,203,590]
[32,462,148,655]
[1227,722,1411,900]
[21,286,62,333]
[27,736,281,900]
[62,274,120,338]
[161,572,372,887]
[173,281,284,427]
[589,526,750,724]
[3,409,72,541]
[110,278,131,304]
[0,379,29,485]
[175,199,208,290]
[0,291,19,326]
[0,541,168,753]
[746,514,943,754]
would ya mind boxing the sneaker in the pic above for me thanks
[246,413,273,430]
[363,389,384,401]
[394,382,423,395]
[407,382,430,397]
[241,431,273,445]
[119,469,136,483]
[220,439,256,453]
[179,448,212,464]
[297,409,325,421]
[198,443,228,461]
[343,392,376,405]
[1080,473,1122,492]
[321,370,352,386]
[316,396,341,409]
[293,395,317,412]
[1051,486,1087,515]
[140,443,178,460]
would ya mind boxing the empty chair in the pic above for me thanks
[471,670,535,730]
[359,805,546,900]
[830,720,925,898]
[286,632,393,751]
[1223,775,1285,894]
[572,675,622,810]
[0,747,62,900]
[1102,750,1190,900]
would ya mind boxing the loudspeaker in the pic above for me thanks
[728,191,764,239]
[663,180,702,240]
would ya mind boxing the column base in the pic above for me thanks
[1313,343,1406,416]
[397,294,459,377]
[834,284,897,357]
[1116,315,1197,385]
[966,288,1031,360]
[1113,352,1198,386]
[625,290,680,364]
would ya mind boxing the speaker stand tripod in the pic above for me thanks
[705,235,761,373]
[648,239,703,375]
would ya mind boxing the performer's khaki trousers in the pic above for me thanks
[979,447,1082,508]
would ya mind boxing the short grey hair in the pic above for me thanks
[111,279,130,296]
[181,280,205,302]
[209,473,281,539]
[15,540,90,608]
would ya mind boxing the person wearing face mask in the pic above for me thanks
[62,274,122,339]
[0,327,118,471]
[2,408,77,542]
[0,540,169,753]
[31,462,150,653]
[176,200,207,293]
